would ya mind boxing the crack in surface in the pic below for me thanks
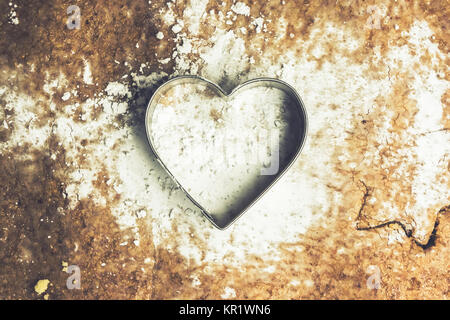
[356,180,448,249]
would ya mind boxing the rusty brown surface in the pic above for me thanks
[0,0,448,299]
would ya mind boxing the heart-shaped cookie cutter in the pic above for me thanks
[145,76,308,229]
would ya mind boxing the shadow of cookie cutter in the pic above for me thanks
[145,75,308,229]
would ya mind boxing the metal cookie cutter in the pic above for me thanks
[145,76,308,229]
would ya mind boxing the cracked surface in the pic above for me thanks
[0,0,449,299]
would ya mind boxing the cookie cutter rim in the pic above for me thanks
[145,75,308,230]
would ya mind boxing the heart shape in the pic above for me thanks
[145,76,307,229]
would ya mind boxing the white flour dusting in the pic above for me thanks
[8,2,19,25]
[231,2,251,16]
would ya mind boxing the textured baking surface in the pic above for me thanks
[0,0,449,299]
